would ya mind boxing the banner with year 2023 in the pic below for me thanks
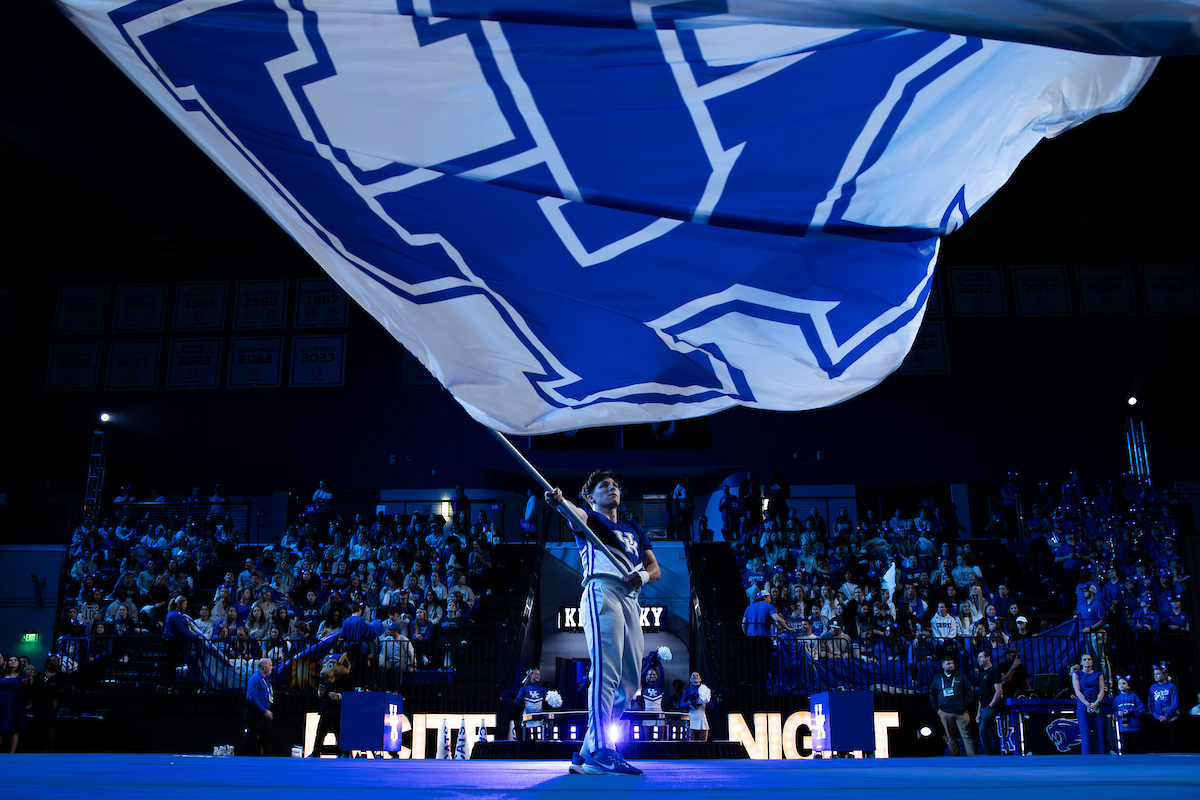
[289,335,346,388]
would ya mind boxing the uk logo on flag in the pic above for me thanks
[81,1,1150,432]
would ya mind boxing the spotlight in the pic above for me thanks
[100,413,110,422]
[918,726,933,738]
[1127,396,1138,406]
[607,723,622,743]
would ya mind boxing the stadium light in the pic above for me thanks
[100,412,110,422]
[1127,396,1138,406]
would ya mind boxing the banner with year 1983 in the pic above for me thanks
[233,279,288,330]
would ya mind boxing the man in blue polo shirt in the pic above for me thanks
[743,589,793,694]
[743,589,791,635]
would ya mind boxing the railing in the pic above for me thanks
[683,540,721,709]
[712,631,1195,716]
[295,498,507,545]
[56,633,513,716]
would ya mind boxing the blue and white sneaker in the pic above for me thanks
[569,752,587,774]
[582,748,643,776]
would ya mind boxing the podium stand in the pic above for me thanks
[809,691,875,755]
[340,692,404,751]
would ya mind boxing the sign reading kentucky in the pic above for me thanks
[62,1,1170,433]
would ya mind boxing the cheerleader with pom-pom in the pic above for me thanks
[637,647,671,735]
[640,647,672,712]
[679,671,711,741]
[515,668,547,741]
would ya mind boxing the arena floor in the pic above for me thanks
[6,753,1200,799]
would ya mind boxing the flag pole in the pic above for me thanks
[488,428,634,579]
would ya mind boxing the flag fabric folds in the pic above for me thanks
[60,1,1162,433]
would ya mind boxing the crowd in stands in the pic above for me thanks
[56,483,501,687]
[730,470,1190,667]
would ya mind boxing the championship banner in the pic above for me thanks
[289,335,346,388]
[105,339,161,391]
[1077,266,1135,315]
[172,281,227,330]
[896,321,948,374]
[948,267,1007,316]
[112,283,168,332]
[1013,266,1071,316]
[228,336,285,389]
[1140,264,1198,315]
[233,279,289,330]
[53,285,108,335]
[295,279,349,328]
[166,338,222,390]
[45,341,102,392]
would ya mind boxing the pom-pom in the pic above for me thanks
[697,684,712,704]
[657,646,673,662]
[546,690,563,709]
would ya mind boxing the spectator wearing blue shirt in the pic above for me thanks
[743,590,792,694]
[1154,573,1176,617]
[1099,567,1125,611]
[1128,595,1159,633]
[1148,664,1180,752]
[1162,595,1190,633]
[242,658,274,756]
[1113,676,1145,754]
[1076,583,1108,666]
[1076,584,1107,631]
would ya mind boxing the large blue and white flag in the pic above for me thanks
[59,1,1171,433]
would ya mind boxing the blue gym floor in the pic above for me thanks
[5,753,1199,799]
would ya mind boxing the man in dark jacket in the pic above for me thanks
[929,655,975,755]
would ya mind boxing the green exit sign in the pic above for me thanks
[22,631,38,643]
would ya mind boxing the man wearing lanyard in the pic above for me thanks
[244,657,274,756]
[929,655,975,755]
